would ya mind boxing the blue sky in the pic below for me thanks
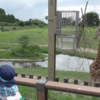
[0,0,100,23]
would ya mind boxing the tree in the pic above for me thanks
[62,17,73,25]
[18,35,30,48]
[32,19,46,26]
[0,14,3,22]
[15,18,20,22]
[86,12,99,26]
[10,14,15,23]
[25,21,29,25]
[18,21,24,26]
[0,8,5,15]
[6,14,11,23]
[29,18,33,25]
[39,24,44,28]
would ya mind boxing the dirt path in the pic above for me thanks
[76,48,97,54]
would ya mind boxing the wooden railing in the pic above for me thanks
[15,77,100,100]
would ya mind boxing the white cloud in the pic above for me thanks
[57,5,100,18]
[0,0,100,23]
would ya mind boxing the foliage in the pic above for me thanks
[32,19,46,26]
[25,21,29,25]
[28,44,40,52]
[0,22,17,26]
[0,8,20,24]
[0,13,16,23]
[14,44,41,55]
[4,29,10,31]
[62,17,74,25]
[13,23,18,26]
[0,8,5,15]
[86,12,99,26]
[15,18,20,22]
[16,35,41,55]
[0,50,47,60]
[18,21,24,26]
[39,24,44,27]
[17,35,30,48]
[0,8,47,27]
[29,18,33,25]
[0,22,5,26]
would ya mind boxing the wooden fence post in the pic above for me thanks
[36,79,48,100]
[45,0,57,81]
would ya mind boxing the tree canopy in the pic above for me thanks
[0,8,5,15]
[0,8,47,26]
[0,8,16,23]
[86,12,99,26]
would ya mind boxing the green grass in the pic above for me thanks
[0,26,99,48]
[0,44,20,49]
[0,28,48,45]
[1,24,48,29]
[14,67,89,83]
[0,51,47,60]
[0,43,97,60]
[0,26,99,52]
[14,68,100,100]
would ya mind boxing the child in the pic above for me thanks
[0,65,19,100]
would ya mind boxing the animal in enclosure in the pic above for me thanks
[89,23,100,86]
[1,27,4,32]
[12,27,16,30]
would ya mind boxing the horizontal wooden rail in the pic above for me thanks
[15,77,38,87]
[15,77,100,98]
[45,81,100,97]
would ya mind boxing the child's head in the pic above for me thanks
[0,65,16,87]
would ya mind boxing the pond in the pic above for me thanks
[0,54,93,73]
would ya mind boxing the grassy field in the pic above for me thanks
[0,26,98,61]
[0,26,98,45]
[0,28,48,45]
[0,26,99,52]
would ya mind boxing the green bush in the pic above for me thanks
[1,23,5,26]
[13,23,18,26]
[25,21,29,25]
[39,24,44,28]
[18,21,24,26]
[32,24,36,27]
[17,35,30,48]
[5,29,9,31]
[35,52,40,56]
[7,23,13,26]
[29,44,40,52]
[5,22,8,26]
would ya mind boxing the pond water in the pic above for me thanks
[0,54,93,73]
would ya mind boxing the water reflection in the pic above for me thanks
[1,61,41,69]
[0,54,93,72]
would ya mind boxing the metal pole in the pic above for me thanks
[45,0,57,81]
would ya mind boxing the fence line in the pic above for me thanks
[15,77,100,100]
